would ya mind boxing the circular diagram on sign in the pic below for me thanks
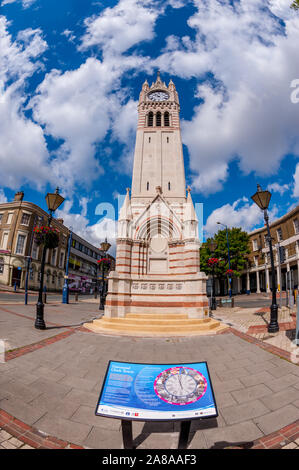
[154,367,207,405]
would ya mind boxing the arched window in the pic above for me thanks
[164,112,170,126]
[148,112,153,127]
[147,182,149,191]
[156,112,161,127]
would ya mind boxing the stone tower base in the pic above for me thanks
[104,271,209,319]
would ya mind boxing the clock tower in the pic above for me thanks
[131,71,186,203]
[102,73,209,320]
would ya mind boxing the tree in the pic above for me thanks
[200,228,250,287]
[291,0,299,10]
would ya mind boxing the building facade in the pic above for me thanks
[241,205,299,294]
[104,73,209,318]
[0,192,115,292]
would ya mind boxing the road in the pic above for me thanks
[0,291,95,304]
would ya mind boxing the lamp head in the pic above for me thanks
[45,187,65,213]
[251,184,271,210]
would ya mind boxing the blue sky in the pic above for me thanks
[0,0,299,251]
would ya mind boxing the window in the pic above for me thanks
[20,213,31,225]
[7,213,13,224]
[156,112,161,126]
[168,182,171,191]
[59,251,64,268]
[15,234,26,254]
[1,232,8,250]
[252,239,258,251]
[293,218,299,234]
[51,248,57,266]
[32,241,38,259]
[164,112,170,126]
[148,112,153,127]
[147,182,149,191]
[264,234,269,247]
[166,137,169,143]
[277,228,283,241]
[254,255,259,266]
[149,137,151,143]
[0,214,3,224]
[0,258,4,274]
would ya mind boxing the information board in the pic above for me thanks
[95,361,218,421]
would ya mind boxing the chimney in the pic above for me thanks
[14,191,24,202]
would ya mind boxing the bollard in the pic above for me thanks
[75,292,78,302]
[94,290,98,299]
[42,292,47,304]
[231,297,234,308]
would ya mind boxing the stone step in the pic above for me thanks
[90,318,221,332]
[126,313,189,320]
[97,317,211,327]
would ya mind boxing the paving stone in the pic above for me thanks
[83,427,124,449]
[58,375,99,392]
[254,405,299,435]
[220,399,270,425]
[213,391,237,409]
[216,367,255,382]
[239,371,276,388]
[203,421,263,449]
[29,378,72,398]
[34,415,92,445]
[260,387,299,411]
[31,366,66,382]
[70,405,106,427]
[0,396,47,425]
[213,378,244,394]
[264,374,299,392]
[0,430,11,442]
[8,437,23,448]
[231,384,272,404]
[63,388,99,406]
[281,442,298,449]
[1,440,18,449]
[0,380,41,404]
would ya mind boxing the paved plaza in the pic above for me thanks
[0,297,299,449]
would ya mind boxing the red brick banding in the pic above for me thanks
[0,410,84,449]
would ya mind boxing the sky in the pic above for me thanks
[0,0,299,253]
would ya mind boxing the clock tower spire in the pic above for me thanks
[131,72,185,203]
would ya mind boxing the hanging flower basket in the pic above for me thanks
[226,269,234,276]
[97,257,111,272]
[34,226,59,249]
[207,257,219,266]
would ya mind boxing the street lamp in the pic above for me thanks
[35,188,65,329]
[217,222,232,298]
[62,227,73,304]
[209,240,218,311]
[99,238,111,311]
[251,184,279,333]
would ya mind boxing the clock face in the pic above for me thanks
[148,91,169,102]
[154,367,207,405]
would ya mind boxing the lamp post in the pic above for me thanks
[62,227,73,304]
[99,238,111,311]
[208,240,218,311]
[217,222,232,297]
[35,188,65,330]
[251,184,279,333]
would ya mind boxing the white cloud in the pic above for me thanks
[1,0,37,8]
[204,196,279,237]
[0,188,7,203]
[155,0,299,194]
[292,163,299,198]
[0,16,50,190]
[80,0,161,54]
[267,182,290,195]
[56,199,117,255]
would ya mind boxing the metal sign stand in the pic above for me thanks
[121,419,192,450]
